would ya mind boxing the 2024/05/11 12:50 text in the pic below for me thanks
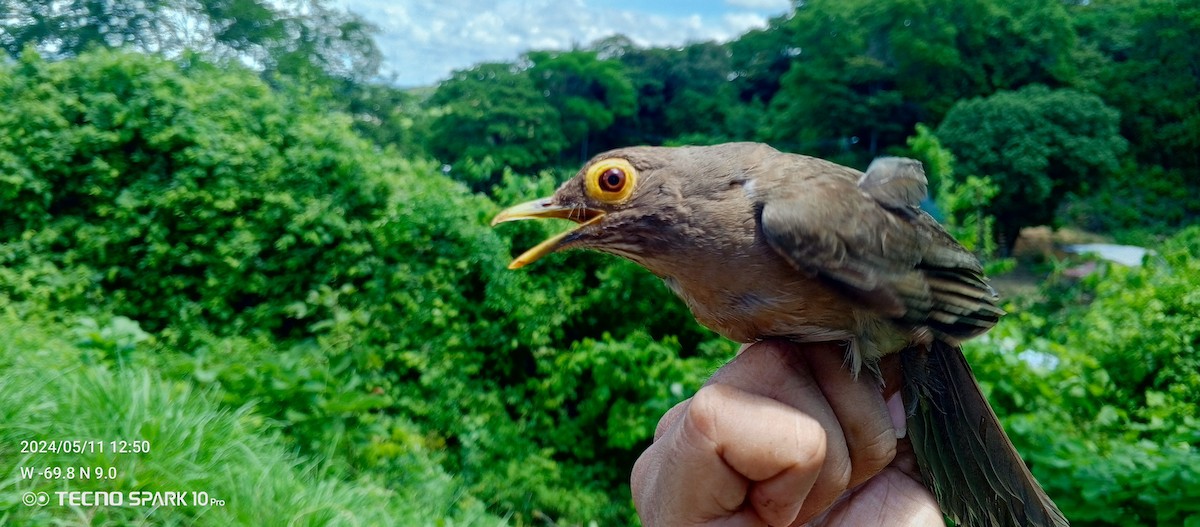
[20,440,150,454]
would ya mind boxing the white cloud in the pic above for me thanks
[725,0,791,10]
[334,0,784,86]
[722,12,770,32]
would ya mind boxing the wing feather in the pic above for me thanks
[749,152,1002,338]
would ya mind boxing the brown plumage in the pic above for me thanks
[492,142,1067,527]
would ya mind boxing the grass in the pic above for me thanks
[0,309,506,527]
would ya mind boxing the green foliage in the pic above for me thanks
[1,0,180,57]
[527,49,637,162]
[603,39,753,147]
[0,49,719,525]
[0,49,398,335]
[0,49,528,490]
[73,315,152,367]
[903,123,953,199]
[936,85,1127,246]
[462,332,719,523]
[727,19,795,105]
[0,309,501,526]
[1071,0,1200,175]
[0,0,423,161]
[905,124,1007,263]
[1061,163,1200,242]
[428,63,568,178]
[965,227,1200,526]
[532,334,709,454]
[0,0,382,83]
[426,49,639,178]
[5,1,1200,524]
[341,81,430,157]
[764,0,1076,161]
[409,0,1196,243]
[1052,228,1200,442]
[935,175,1001,257]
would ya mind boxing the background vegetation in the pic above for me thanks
[0,0,1196,525]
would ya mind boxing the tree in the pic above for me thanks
[337,81,426,156]
[600,41,676,145]
[0,0,179,56]
[0,49,715,525]
[423,50,636,175]
[426,62,567,183]
[0,0,381,84]
[1070,0,1200,174]
[603,39,751,147]
[764,0,1076,163]
[727,14,797,106]
[963,227,1200,526]
[526,50,636,162]
[936,85,1126,248]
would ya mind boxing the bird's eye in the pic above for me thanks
[585,158,637,204]
[599,168,626,192]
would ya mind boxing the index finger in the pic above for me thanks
[632,382,828,527]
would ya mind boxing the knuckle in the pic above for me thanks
[654,399,690,441]
[856,426,899,471]
[845,425,898,487]
[818,429,853,491]
[830,451,853,490]
[684,385,728,442]
[785,413,827,470]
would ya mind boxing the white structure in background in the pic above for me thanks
[1062,244,1151,266]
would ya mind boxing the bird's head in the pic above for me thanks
[491,143,770,270]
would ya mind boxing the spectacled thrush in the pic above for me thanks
[492,142,1067,527]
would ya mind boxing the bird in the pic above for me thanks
[491,142,1067,527]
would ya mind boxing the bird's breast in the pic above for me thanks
[659,257,861,344]
[629,195,910,364]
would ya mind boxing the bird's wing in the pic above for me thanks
[750,153,1003,339]
[859,156,929,212]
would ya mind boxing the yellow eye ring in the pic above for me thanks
[584,158,637,204]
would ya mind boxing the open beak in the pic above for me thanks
[491,197,605,269]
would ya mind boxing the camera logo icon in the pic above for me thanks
[21,492,50,506]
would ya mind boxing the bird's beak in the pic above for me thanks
[491,197,605,269]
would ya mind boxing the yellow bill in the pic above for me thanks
[491,197,604,269]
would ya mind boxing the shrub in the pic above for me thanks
[964,226,1200,526]
[0,49,717,524]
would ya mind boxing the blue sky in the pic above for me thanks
[331,0,792,86]
[598,0,772,17]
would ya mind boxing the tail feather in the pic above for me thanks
[901,341,1068,527]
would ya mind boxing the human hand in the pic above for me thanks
[631,340,942,526]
